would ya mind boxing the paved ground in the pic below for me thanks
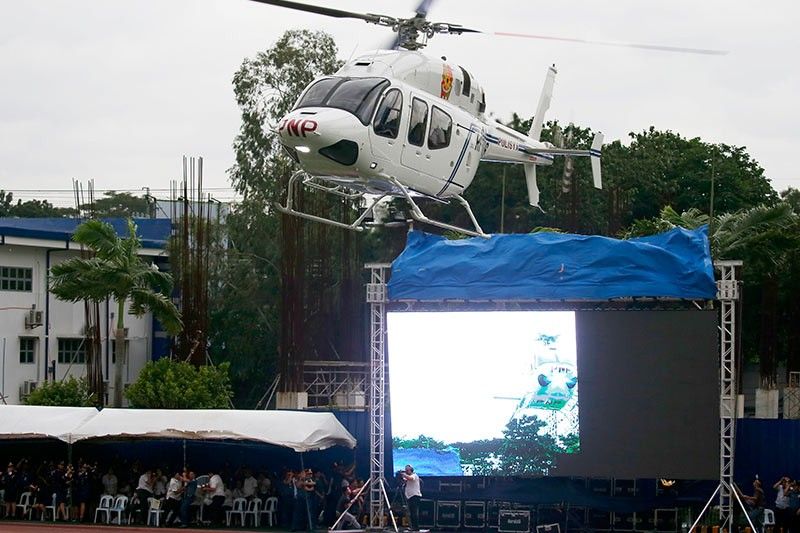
[0,522,272,532]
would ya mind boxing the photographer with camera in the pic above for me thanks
[400,465,422,531]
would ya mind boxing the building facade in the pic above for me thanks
[0,218,171,405]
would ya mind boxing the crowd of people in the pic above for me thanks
[0,455,371,530]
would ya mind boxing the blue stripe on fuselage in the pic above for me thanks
[437,125,475,197]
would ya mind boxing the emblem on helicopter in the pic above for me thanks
[440,64,453,100]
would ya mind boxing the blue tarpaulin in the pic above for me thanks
[388,227,716,301]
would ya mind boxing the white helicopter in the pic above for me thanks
[255,0,726,237]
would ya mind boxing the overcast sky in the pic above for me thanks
[1,0,798,207]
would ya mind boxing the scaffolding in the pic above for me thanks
[715,260,742,530]
[302,361,368,410]
[366,263,391,529]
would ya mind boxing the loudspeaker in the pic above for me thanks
[613,478,637,497]
[636,509,655,530]
[655,508,678,532]
[439,481,463,493]
[418,498,435,528]
[613,511,635,531]
[436,501,461,528]
[565,506,585,530]
[463,501,486,528]
[587,509,611,531]
[498,509,530,533]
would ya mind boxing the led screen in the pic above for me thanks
[387,309,720,480]
[388,311,578,476]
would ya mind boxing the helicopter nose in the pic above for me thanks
[277,108,365,167]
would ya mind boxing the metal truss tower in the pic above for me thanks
[716,260,742,530]
[366,263,391,529]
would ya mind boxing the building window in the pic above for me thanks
[0,266,33,292]
[19,337,36,364]
[57,338,86,364]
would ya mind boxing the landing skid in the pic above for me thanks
[275,171,489,238]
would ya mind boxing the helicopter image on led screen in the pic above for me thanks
[253,0,726,237]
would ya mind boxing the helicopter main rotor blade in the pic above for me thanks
[414,0,435,17]
[248,0,396,26]
[493,31,728,56]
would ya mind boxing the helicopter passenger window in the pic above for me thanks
[428,106,452,150]
[294,77,390,126]
[408,98,428,147]
[459,66,471,96]
[372,89,403,139]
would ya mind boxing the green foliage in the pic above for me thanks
[50,219,182,335]
[623,202,800,385]
[0,190,76,218]
[222,30,368,406]
[25,377,95,407]
[497,415,559,475]
[392,435,449,450]
[82,191,152,218]
[424,122,776,237]
[125,358,233,409]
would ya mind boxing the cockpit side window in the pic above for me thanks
[428,106,452,150]
[408,98,428,147]
[372,89,403,139]
[294,77,390,125]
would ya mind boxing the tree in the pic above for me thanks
[223,29,365,406]
[49,219,182,407]
[625,203,800,386]
[0,190,76,218]
[82,191,152,218]
[24,376,95,407]
[125,358,232,409]
[497,415,559,475]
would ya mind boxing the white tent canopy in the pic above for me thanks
[0,405,356,452]
[0,405,98,441]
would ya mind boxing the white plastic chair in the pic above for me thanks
[244,497,262,527]
[16,491,34,519]
[226,497,247,527]
[109,495,128,525]
[260,496,278,527]
[93,494,114,524]
[147,497,164,527]
[42,493,60,522]
[764,508,776,527]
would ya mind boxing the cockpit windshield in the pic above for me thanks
[294,77,390,125]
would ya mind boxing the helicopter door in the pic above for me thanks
[401,96,456,195]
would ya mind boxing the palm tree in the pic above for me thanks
[626,203,799,387]
[50,219,182,407]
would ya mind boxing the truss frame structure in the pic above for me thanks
[366,263,391,529]
[715,260,742,530]
[365,260,739,531]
